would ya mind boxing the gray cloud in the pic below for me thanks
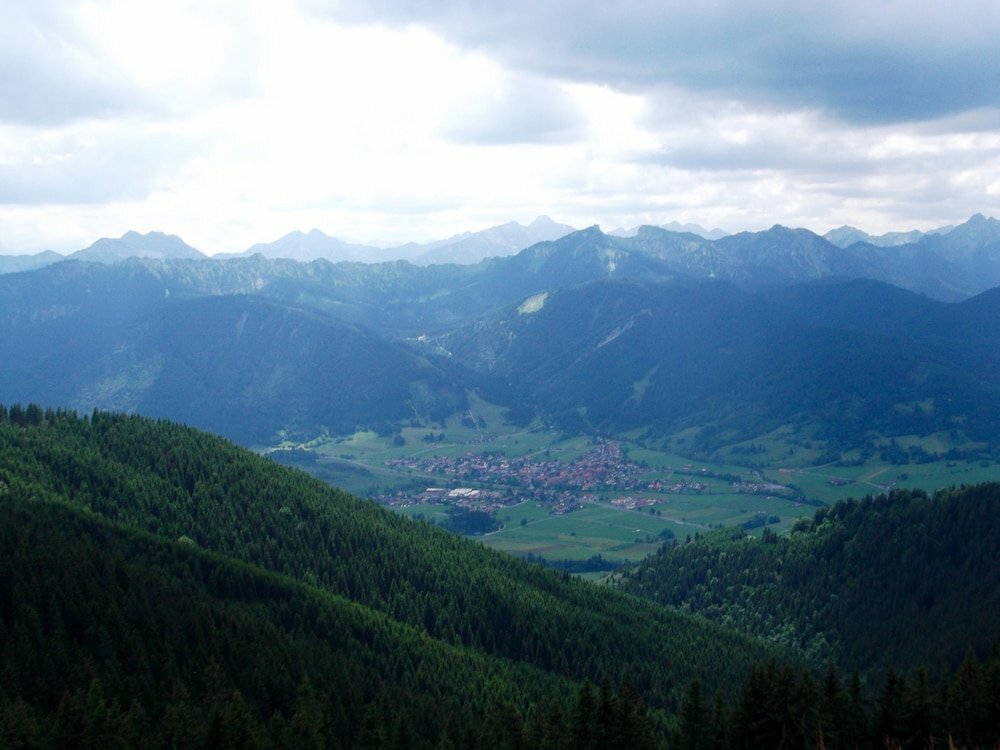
[642,128,998,177]
[0,3,142,125]
[0,128,194,205]
[443,75,584,144]
[317,0,1000,125]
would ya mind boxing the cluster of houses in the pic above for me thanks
[384,440,648,493]
[610,495,658,510]
[731,480,795,496]
[377,441,658,514]
[376,441,800,519]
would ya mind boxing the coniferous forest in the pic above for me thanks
[622,485,1000,676]
[1,405,999,748]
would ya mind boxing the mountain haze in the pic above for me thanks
[0,250,64,274]
[4,221,1000,451]
[823,222,955,248]
[70,230,206,263]
[232,228,384,263]
[610,220,728,240]
[410,215,577,265]
[4,215,1000,301]
[216,216,578,266]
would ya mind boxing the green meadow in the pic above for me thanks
[262,400,1000,568]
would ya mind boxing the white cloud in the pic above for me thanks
[0,120,195,205]
[0,2,139,125]
[443,74,585,145]
[0,1,998,253]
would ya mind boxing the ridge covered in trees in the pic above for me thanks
[0,404,775,747]
[671,651,1000,750]
[2,404,998,748]
[621,484,1000,677]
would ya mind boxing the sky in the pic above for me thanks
[2,0,1000,255]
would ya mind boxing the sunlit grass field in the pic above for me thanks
[261,396,1000,567]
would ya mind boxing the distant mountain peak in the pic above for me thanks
[565,225,606,244]
[824,222,961,249]
[70,230,205,264]
[410,216,577,265]
[610,221,728,240]
[945,213,999,236]
[528,215,563,230]
[823,226,871,248]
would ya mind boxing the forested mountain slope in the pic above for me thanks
[0,497,577,748]
[621,484,1000,677]
[2,295,470,442]
[4,239,1000,453]
[0,405,782,746]
[443,277,1000,452]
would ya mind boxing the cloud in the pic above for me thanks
[443,74,585,144]
[640,106,1000,177]
[1,1,998,254]
[0,3,141,125]
[0,1,263,126]
[317,0,1000,125]
[0,122,196,205]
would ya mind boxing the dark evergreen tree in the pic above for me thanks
[948,649,989,749]
[677,679,710,750]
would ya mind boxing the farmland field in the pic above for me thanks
[261,398,1000,568]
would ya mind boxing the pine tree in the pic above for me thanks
[875,668,906,749]
[819,660,848,750]
[677,679,710,750]
[948,648,988,749]
[570,681,597,750]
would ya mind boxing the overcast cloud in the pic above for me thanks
[1,0,998,254]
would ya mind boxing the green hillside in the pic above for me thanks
[0,404,783,747]
[621,484,1000,677]
[442,277,1000,454]
[0,497,575,748]
[4,245,1000,458]
[4,408,999,748]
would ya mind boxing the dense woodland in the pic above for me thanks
[0,405,764,747]
[1,405,998,748]
[622,485,1000,677]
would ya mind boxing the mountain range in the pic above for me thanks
[609,220,729,240]
[4,213,1000,748]
[3,215,1000,456]
[0,216,578,270]
[440,275,1000,452]
[5,215,995,280]
[823,222,955,248]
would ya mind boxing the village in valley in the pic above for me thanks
[374,439,764,517]
[267,416,919,561]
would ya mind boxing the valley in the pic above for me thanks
[4,215,1000,747]
[7,5,1000,744]
[5,222,1000,576]
[263,394,1000,570]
